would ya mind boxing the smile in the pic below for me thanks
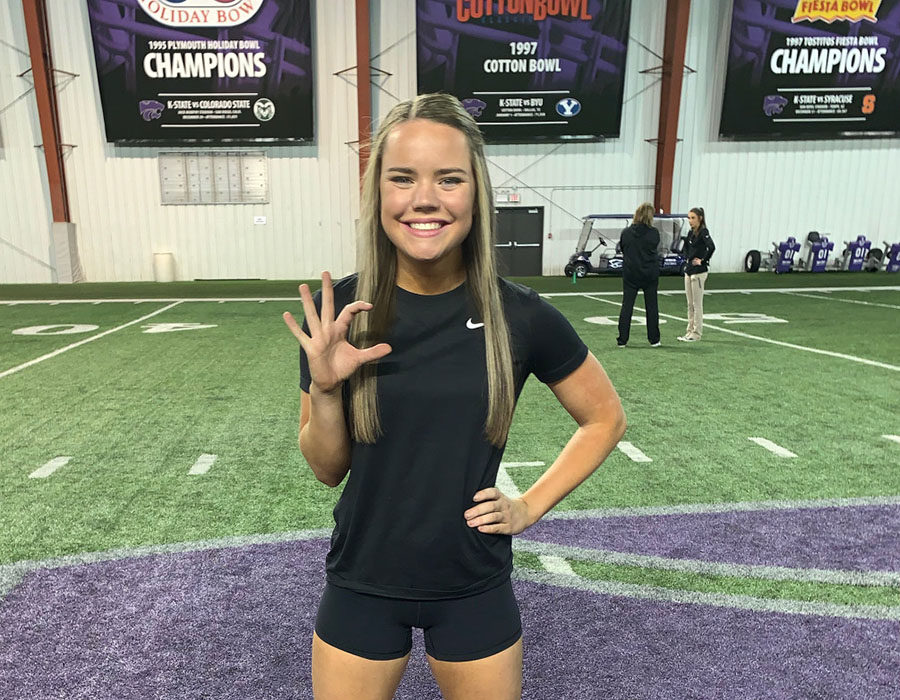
[403,221,448,238]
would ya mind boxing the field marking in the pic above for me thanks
[617,441,652,463]
[582,294,900,372]
[538,555,578,577]
[501,461,545,468]
[188,454,217,475]
[495,465,522,498]
[785,291,900,310]
[0,301,183,379]
[883,435,900,445]
[545,494,900,520]
[514,540,900,588]
[512,567,900,621]
[1,287,897,305]
[541,286,900,298]
[28,456,71,479]
[748,437,797,458]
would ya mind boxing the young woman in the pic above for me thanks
[678,207,716,343]
[616,202,661,347]
[282,93,626,700]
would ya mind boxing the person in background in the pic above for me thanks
[678,207,715,343]
[616,202,661,347]
[282,93,626,700]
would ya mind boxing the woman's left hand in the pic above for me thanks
[692,257,702,265]
[465,488,533,535]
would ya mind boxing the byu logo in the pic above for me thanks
[555,98,581,117]
[254,98,275,121]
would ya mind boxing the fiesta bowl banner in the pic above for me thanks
[720,0,900,138]
[416,0,630,142]
[87,0,313,142]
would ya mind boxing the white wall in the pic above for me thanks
[3,0,898,283]
[674,0,900,272]
[0,1,56,284]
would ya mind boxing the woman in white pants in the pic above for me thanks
[678,207,715,342]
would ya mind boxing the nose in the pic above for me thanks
[411,181,438,211]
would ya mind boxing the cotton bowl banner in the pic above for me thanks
[416,0,630,142]
[87,0,314,142]
[720,0,900,138]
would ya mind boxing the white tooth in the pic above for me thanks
[409,222,441,230]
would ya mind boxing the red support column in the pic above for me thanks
[654,0,691,213]
[22,0,70,223]
[355,0,372,183]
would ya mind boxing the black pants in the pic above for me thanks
[617,276,660,345]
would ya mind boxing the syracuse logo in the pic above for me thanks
[792,0,882,23]
[137,0,264,28]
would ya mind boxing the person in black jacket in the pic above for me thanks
[616,202,661,347]
[678,207,715,342]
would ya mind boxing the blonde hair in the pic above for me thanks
[350,93,515,446]
[633,202,654,227]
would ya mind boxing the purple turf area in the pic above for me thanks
[1,535,897,699]
[527,505,900,572]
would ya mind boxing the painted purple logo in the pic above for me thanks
[461,98,486,117]
[763,95,788,116]
[139,100,165,122]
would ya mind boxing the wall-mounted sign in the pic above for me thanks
[87,0,314,143]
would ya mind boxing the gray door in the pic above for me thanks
[495,207,543,276]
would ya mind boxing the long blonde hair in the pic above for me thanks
[350,93,515,446]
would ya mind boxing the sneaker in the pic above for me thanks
[682,336,699,343]
[617,343,627,348]
[650,342,661,347]
[677,335,688,342]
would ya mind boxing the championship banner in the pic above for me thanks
[87,0,313,143]
[720,0,900,138]
[416,0,630,142]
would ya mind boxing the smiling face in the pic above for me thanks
[379,119,475,285]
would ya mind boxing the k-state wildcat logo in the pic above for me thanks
[137,0,264,28]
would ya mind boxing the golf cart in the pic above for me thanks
[564,214,689,278]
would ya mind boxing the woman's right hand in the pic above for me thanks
[282,271,392,394]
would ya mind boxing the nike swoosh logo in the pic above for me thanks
[466,318,485,330]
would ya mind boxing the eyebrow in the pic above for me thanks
[384,167,469,176]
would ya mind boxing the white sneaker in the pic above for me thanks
[650,342,661,347]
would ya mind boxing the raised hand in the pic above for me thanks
[282,271,392,394]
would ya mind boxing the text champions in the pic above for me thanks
[144,52,266,79]
[770,46,887,74]
[457,0,592,22]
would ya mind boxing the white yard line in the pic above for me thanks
[28,456,71,479]
[501,461,545,468]
[188,453,217,475]
[582,294,900,372]
[883,435,900,445]
[748,437,797,458]
[495,465,522,498]
[541,286,900,298]
[784,291,900,310]
[537,555,578,577]
[0,301,182,379]
[616,441,652,463]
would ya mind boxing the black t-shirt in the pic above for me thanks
[299,275,587,599]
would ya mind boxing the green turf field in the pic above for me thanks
[1,273,898,612]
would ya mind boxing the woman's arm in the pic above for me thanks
[299,387,351,487]
[464,352,626,534]
[284,272,391,487]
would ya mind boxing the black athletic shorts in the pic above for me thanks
[314,579,522,662]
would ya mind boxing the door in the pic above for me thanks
[495,207,544,276]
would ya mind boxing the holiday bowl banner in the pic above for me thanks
[87,0,313,142]
[416,0,630,142]
[720,0,900,138]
